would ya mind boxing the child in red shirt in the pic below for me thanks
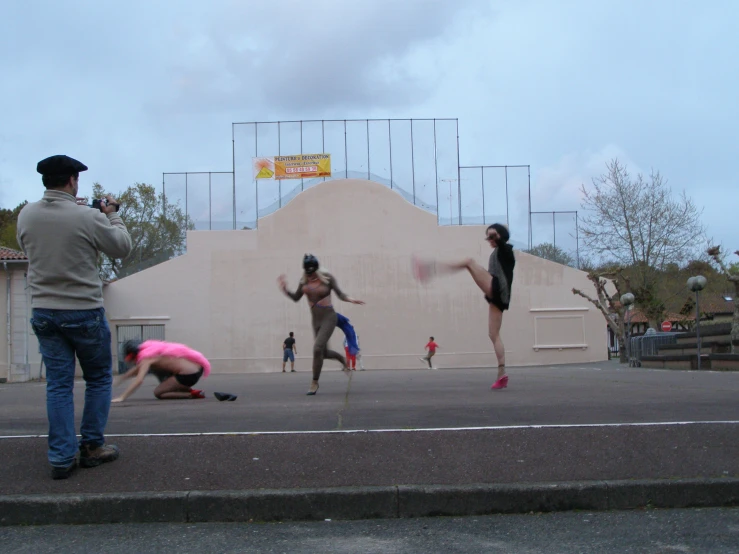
[420,336,439,369]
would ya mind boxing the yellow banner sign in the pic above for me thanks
[253,154,331,180]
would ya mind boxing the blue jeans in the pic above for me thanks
[30,308,113,467]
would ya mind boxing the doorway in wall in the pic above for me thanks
[116,324,165,373]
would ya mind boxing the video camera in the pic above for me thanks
[89,198,120,212]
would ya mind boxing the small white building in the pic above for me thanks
[0,247,42,383]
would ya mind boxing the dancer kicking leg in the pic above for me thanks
[413,223,515,388]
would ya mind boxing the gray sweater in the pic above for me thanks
[488,245,515,308]
[17,190,133,310]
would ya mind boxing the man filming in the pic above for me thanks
[17,154,132,480]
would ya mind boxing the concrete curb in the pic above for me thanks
[1,478,738,526]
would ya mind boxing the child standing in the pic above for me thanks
[420,337,439,369]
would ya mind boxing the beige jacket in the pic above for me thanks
[17,190,132,309]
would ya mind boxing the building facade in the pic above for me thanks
[102,179,608,373]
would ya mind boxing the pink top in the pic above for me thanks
[136,340,211,377]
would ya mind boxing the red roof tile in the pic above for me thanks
[0,247,27,261]
[697,294,735,315]
[620,309,696,324]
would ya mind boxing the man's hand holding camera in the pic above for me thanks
[88,194,121,213]
[100,194,120,214]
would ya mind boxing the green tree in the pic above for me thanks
[91,183,194,280]
[577,159,705,327]
[524,242,576,267]
[0,201,28,251]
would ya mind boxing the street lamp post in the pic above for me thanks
[687,275,708,370]
[620,293,635,366]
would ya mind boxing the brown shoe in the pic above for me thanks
[51,459,77,480]
[79,443,120,468]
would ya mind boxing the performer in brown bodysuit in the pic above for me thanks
[277,254,365,395]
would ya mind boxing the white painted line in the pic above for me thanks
[1,420,738,440]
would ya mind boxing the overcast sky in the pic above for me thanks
[1,0,736,254]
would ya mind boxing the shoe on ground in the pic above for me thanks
[51,458,77,480]
[79,443,120,468]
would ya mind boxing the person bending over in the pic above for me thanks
[113,339,211,402]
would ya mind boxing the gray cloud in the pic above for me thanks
[152,0,492,116]
[0,0,737,251]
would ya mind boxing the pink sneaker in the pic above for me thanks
[491,375,508,390]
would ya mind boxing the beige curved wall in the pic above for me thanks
[103,179,608,372]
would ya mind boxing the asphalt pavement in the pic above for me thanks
[0,362,737,525]
[2,508,738,553]
[2,362,738,435]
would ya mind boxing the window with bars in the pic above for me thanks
[116,325,165,373]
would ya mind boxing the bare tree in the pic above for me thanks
[707,246,739,353]
[578,159,705,327]
[572,269,630,363]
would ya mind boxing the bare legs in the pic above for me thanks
[153,377,193,399]
[414,256,507,381]
[418,257,493,297]
[489,304,506,379]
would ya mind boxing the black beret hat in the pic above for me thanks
[36,155,88,175]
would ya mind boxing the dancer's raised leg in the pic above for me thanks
[414,256,492,297]
[324,345,348,372]
[312,310,344,379]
